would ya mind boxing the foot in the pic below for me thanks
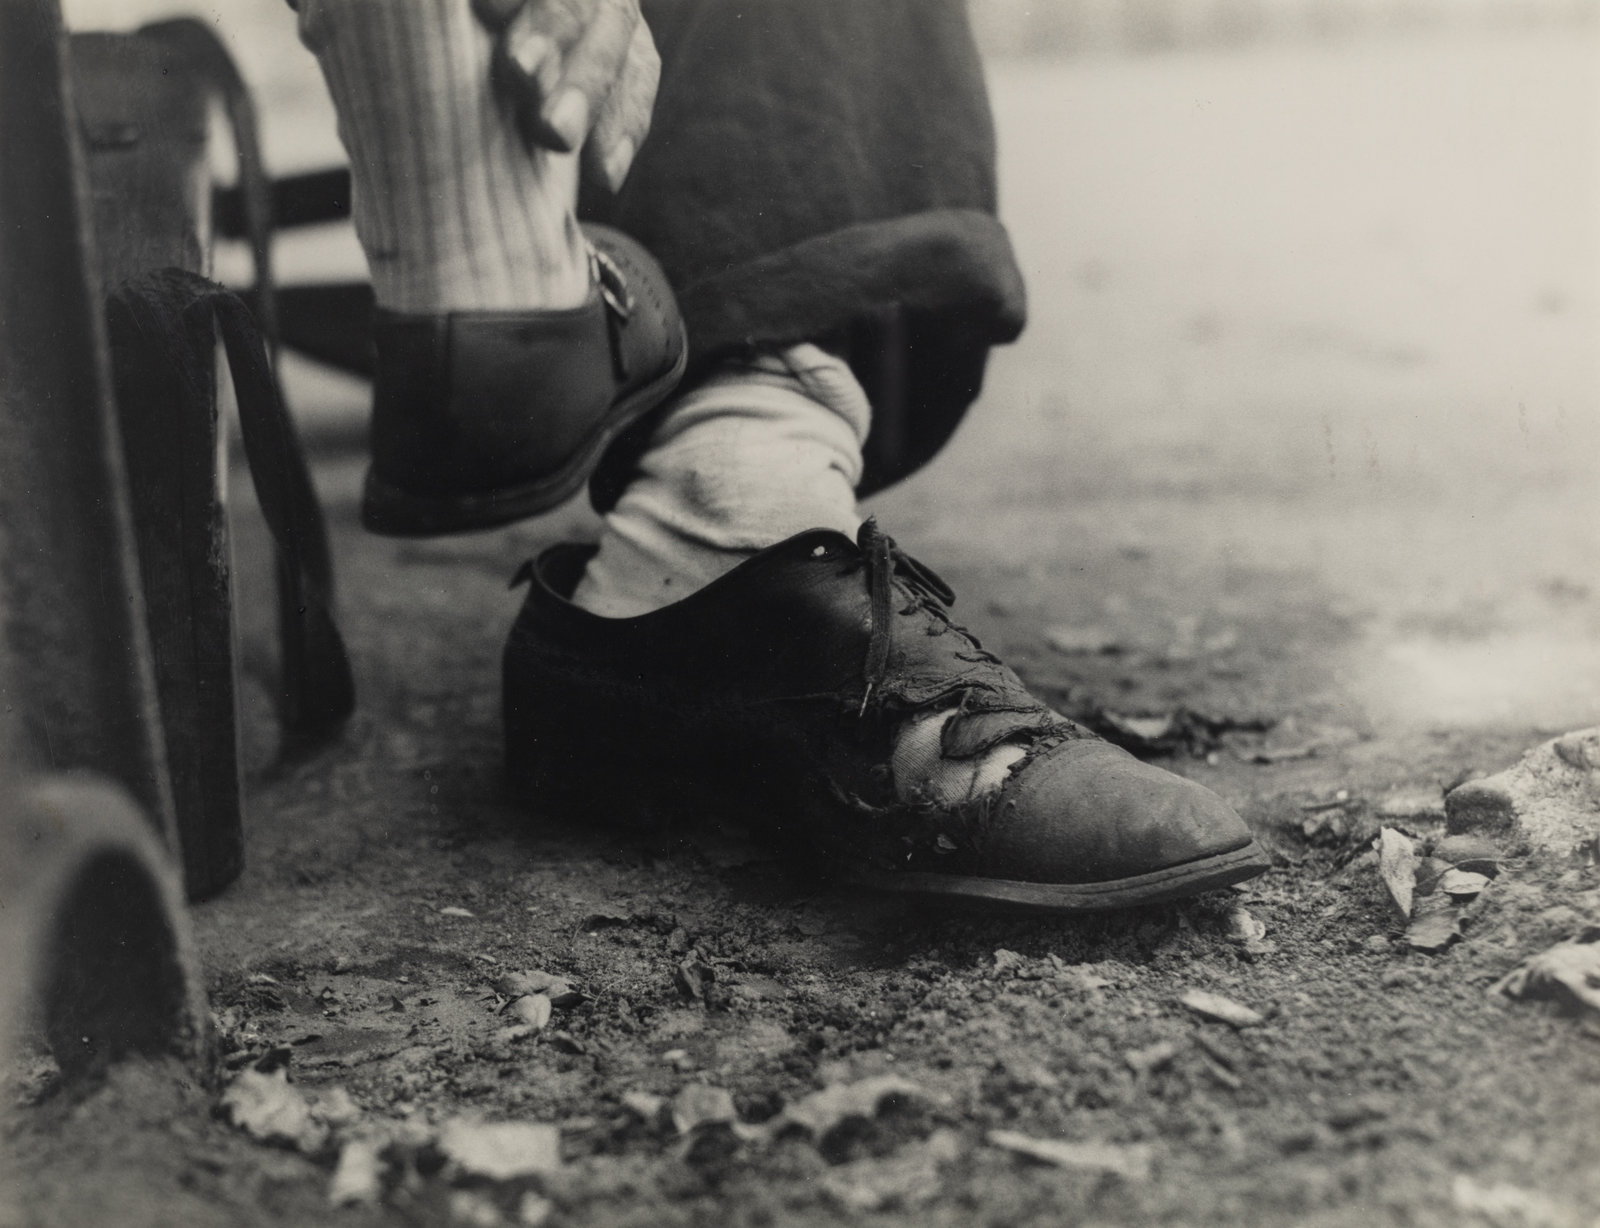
[502,521,1269,911]
[361,224,686,537]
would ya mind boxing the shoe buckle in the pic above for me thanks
[589,247,635,322]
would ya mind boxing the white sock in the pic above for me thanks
[571,343,869,618]
[572,347,1026,807]
[297,0,590,313]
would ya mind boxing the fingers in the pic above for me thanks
[542,0,637,151]
[584,18,658,192]
[484,0,641,154]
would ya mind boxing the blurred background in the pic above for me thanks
[59,0,1600,732]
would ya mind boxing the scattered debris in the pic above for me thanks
[671,1084,737,1134]
[993,948,1028,975]
[1377,789,1446,821]
[1071,705,1272,758]
[1179,990,1264,1028]
[1433,835,1500,876]
[1225,906,1267,943]
[1412,856,1453,897]
[987,1130,1154,1181]
[1437,869,1490,899]
[674,957,717,1003]
[1376,828,1419,918]
[1044,624,1122,655]
[219,1063,328,1153]
[579,913,631,931]
[1493,927,1600,1021]
[1446,727,1600,855]
[1451,1175,1573,1228]
[778,1075,931,1143]
[449,1190,505,1227]
[510,994,553,1031]
[1372,825,1496,952]
[498,971,584,1008]
[1124,1040,1181,1075]
[518,1193,554,1227]
[621,1091,665,1122]
[1300,807,1351,845]
[820,1130,962,1211]
[437,1118,561,1182]
[1237,717,1360,764]
[729,974,789,1003]
[328,1138,384,1206]
[1554,729,1600,771]
[1405,895,1462,953]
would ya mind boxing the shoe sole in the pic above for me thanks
[845,840,1271,913]
[359,324,688,537]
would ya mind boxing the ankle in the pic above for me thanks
[299,0,591,315]
[571,346,870,618]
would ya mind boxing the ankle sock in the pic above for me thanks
[571,343,869,618]
[572,347,1027,806]
[297,0,590,313]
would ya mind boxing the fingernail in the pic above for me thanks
[542,87,589,152]
[603,138,635,191]
[507,29,555,79]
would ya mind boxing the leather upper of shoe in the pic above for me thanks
[369,224,684,499]
[504,520,1254,884]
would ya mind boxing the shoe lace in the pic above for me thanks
[856,517,968,716]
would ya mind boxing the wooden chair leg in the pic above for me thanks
[0,776,213,1086]
[0,0,176,850]
[70,29,246,900]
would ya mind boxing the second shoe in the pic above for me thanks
[361,224,687,537]
[502,521,1270,911]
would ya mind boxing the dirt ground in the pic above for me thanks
[7,20,1600,1228]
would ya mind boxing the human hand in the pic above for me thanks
[474,0,659,192]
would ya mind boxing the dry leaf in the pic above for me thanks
[674,958,716,1002]
[1124,1041,1180,1075]
[511,994,553,1031]
[1434,834,1501,876]
[518,1193,554,1227]
[1405,895,1461,952]
[671,1084,737,1134]
[987,1130,1153,1181]
[1494,928,1600,1017]
[1437,869,1490,898]
[1376,827,1418,918]
[437,1118,561,1181]
[820,1130,961,1211]
[498,971,583,1008]
[1224,906,1267,943]
[328,1138,383,1206]
[1179,990,1264,1028]
[1044,624,1121,655]
[779,1076,930,1141]
[621,1090,664,1121]
[220,1066,327,1153]
[993,949,1028,974]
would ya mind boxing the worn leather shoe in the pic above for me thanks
[502,521,1269,911]
[361,224,687,536]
